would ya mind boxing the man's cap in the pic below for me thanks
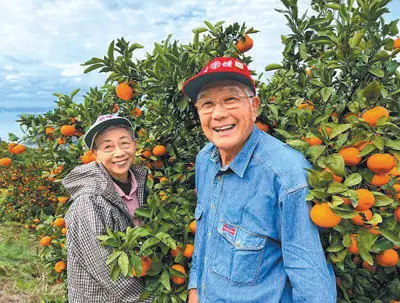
[182,57,256,101]
[84,114,134,149]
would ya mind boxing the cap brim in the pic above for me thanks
[84,117,133,149]
[182,72,256,100]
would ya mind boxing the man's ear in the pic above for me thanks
[251,96,260,118]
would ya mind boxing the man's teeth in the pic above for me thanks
[114,160,127,165]
[215,125,235,132]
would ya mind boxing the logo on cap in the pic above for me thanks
[222,60,233,67]
[210,61,221,70]
[234,61,244,70]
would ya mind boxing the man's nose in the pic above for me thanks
[211,102,228,119]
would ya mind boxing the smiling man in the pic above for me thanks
[182,57,337,302]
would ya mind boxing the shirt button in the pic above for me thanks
[236,241,241,247]
[211,203,216,209]
[217,176,221,180]
[208,232,211,237]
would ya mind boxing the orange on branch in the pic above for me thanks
[310,203,341,228]
[339,147,361,166]
[355,189,375,211]
[376,249,399,267]
[351,209,373,226]
[370,173,391,187]
[361,106,389,126]
[183,244,194,258]
[40,236,52,247]
[53,217,65,228]
[0,157,12,168]
[152,145,167,157]
[189,220,196,233]
[132,256,152,277]
[170,264,186,285]
[348,234,359,254]
[60,125,76,137]
[255,122,269,132]
[236,35,253,53]
[133,107,142,118]
[116,82,133,101]
[54,260,66,273]
[367,153,396,174]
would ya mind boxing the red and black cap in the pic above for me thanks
[182,57,256,101]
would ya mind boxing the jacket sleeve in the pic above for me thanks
[280,186,337,302]
[66,195,152,303]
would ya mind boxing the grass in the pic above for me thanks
[0,221,67,303]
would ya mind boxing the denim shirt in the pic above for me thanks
[189,126,337,302]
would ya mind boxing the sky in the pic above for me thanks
[0,0,399,141]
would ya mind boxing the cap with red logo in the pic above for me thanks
[182,57,256,101]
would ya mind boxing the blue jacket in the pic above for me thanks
[189,126,337,302]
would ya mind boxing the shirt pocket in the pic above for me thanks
[211,220,266,285]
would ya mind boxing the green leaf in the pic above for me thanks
[384,139,400,151]
[106,250,123,265]
[265,64,283,71]
[108,40,115,62]
[326,3,341,10]
[286,139,310,153]
[321,87,334,102]
[373,195,393,207]
[83,63,104,74]
[327,182,349,194]
[140,237,160,252]
[329,124,352,140]
[325,154,346,177]
[359,143,376,157]
[378,228,400,246]
[307,145,326,162]
[309,79,325,87]
[155,232,176,249]
[372,136,384,151]
[344,173,362,187]
[134,208,152,218]
[128,43,144,52]
[131,254,142,276]
[110,263,121,282]
[204,20,216,31]
[70,88,80,98]
[160,270,171,291]
[327,244,345,253]
[118,252,129,276]
[192,27,208,33]
[369,68,384,78]
[299,43,307,60]
[132,227,152,238]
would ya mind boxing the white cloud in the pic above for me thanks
[4,64,13,70]
[58,63,84,77]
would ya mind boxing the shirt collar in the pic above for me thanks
[210,125,261,178]
[113,169,138,199]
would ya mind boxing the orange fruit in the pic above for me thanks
[189,220,196,233]
[342,197,352,205]
[170,264,186,285]
[54,260,66,273]
[351,209,373,226]
[339,147,362,166]
[236,35,253,53]
[40,236,53,247]
[142,150,152,158]
[370,174,391,187]
[376,249,399,267]
[298,103,315,111]
[309,203,341,228]
[60,125,76,137]
[255,122,269,132]
[133,107,142,118]
[9,144,26,154]
[348,234,359,254]
[116,82,133,101]
[61,227,67,235]
[81,150,96,164]
[57,137,66,145]
[159,177,169,183]
[395,38,400,49]
[7,142,17,152]
[354,140,372,151]
[45,126,55,136]
[324,168,343,182]
[53,217,65,228]
[367,153,396,174]
[0,157,12,168]
[355,189,375,211]
[132,256,152,277]
[112,103,119,113]
[57,196,69,204]
[183,244,194,258]
[152,145,167,157]
[394,206,400,223]
[361,261,376,273]
[388,166,400,177]
[171,246,182,258]
[33,218,40,224]
[368,226,380,235]
[361,106,389,126]
[302,136,322,146]
[151,159,164,169]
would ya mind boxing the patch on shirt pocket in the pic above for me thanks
[211,220,266,285]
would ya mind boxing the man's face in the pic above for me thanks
[197,81,259,159]
[93,127,136,182]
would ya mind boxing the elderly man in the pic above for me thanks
[182,57,336,302]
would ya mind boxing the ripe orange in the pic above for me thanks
[112,103,119,113]
[351,209,372,226]
[132,256,152,277]
[355,189,375,211]
[53,217,65,228]
[170,264,186,285]
[116,82,133,101]
[339,147,362,166]
[368,226,380,235]
[45,126,55,136]
[361,106,389,126]
[61,227,67,235]
[348,234,359,254]
[324,167,343,182]
[57,137,65,145]
[302,136,322,146]
[81,150,96,164]
[152,145,167,157]
[183,244,194,258]
[309,203,341,228]
[236,35,253,53]
[189,220,196,233]
[57,196,69,204]
[389,166,400,177]
[342,197,352,205]
[394,38,400,49]
[7,142,17,152]
[394,206,400,223]
[367,153,396,174]
[142,150,152,158]
[159,177,169,183]
[354,140,372,151]
[171,246,182,258]
[137,128,145,137]
[54,260,66,273]
[0,157,12,168]
[376,249,399,267]
[133,107,142,118]
[298,103,315,111]
[151,159,164,169]
[361,260,376,273]
[255,122,269,132]
[33,218,40,224]
[370,174,391,187]
[40,236,53,247]
[60,125,76,137]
